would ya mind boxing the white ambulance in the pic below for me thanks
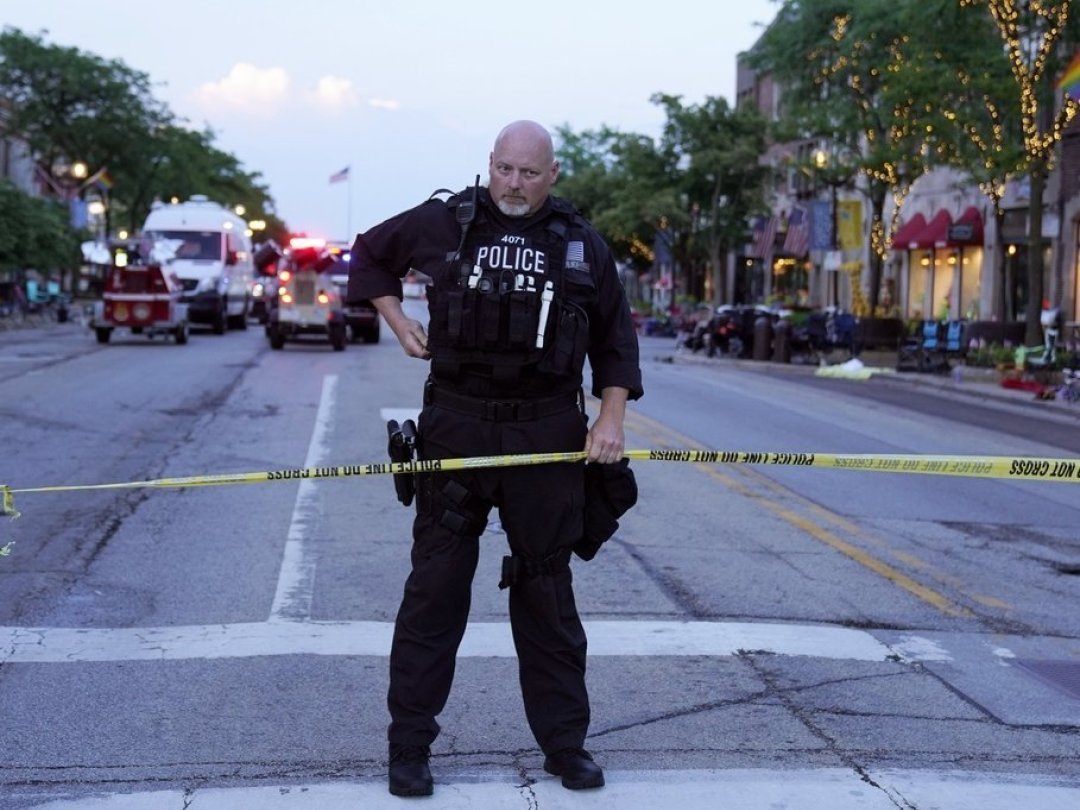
[141,195,253,333]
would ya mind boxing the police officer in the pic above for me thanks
[348,119,643,798]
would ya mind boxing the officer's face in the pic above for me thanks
[489,135,559,218]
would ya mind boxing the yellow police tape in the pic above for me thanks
[2,449,1079,519]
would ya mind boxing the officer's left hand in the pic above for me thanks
[584,413,624,465]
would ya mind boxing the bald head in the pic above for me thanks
[489,120,559,217]
[493,120,555,163]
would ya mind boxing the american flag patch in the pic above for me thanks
[566,240,585,266]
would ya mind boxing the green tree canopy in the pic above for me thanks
[957,0,1080,338]
[653,93,769,305]
[0,179,82,276]
[0,27,169,193]
[0,26,287,260]
[554,94,768,306]
[750,0,931,313]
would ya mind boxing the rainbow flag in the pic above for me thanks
[1057,50,1080,101]
[86,166,113,191]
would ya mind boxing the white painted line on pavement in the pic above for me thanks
[269,374,337,622]
[0,619,894,664]
[24,769,1080,810]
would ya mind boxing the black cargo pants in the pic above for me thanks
[387,398,589,755]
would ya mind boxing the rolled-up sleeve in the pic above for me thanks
[346,200,456,304]
[586,233,643,401]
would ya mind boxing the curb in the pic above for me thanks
[663,349,1080,423]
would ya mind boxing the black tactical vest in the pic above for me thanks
[426,194,597,392]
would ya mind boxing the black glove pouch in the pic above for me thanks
[575,458,638,561]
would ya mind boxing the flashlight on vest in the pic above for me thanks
[536,280,555,348]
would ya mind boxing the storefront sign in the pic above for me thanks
[947,222,975,243]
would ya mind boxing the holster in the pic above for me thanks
[386,419,418,506]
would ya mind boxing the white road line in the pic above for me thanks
[0,619,894,664]
[24,769,1080,809]
[269,374,337,621]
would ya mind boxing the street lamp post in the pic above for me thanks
[46,158,89,223]
[87,198,107,243]
[812,144,857,309]
[46,158,113,296]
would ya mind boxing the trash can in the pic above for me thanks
[753,316,773,362]
[772,318,791,363]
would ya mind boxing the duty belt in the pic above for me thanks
[424,383,582,422]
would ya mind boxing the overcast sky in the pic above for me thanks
[4,0,780,240]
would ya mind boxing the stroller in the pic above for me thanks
[793,309,856,364]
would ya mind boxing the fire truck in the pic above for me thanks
[265,238,348,351]
[90,239,189,345]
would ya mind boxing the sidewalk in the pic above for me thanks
[6,314,1080,422]
[667,346,1080,423]
[21,768,1080,810]
[0,300,92,334]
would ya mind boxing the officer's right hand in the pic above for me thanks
[373,296,431,360]
[398,319,431,359]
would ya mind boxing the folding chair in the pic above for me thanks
[940,320,965,369]
[25,280,50,305]
[897,320,938,372]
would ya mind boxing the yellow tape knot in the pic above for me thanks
[2,485,19,520]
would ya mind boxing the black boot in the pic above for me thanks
[388,744,433,797]
[543,747,605,789]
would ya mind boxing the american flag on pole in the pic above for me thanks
[750,215,778,258]
[783,206,809,257]
[329,166,350,184]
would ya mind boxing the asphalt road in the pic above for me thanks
[1,311,1078,809]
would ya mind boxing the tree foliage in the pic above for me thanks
[0,179,82,275]
[653,93,769,304]
[0,26,286,277]
[750,0,933,313]
[749,0,1080,328]
[114,121,282,237]
[554,95,768,305]
[0,27,167,182]
[956,0,1080,338]
[555,124,671,272]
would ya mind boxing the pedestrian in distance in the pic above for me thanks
[348,119,643,798]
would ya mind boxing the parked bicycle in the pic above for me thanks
[1055,367,1080,403]
[0,280,70,325]
[789,308,857,365]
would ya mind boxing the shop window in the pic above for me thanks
[1074,221,1080,322]
[906,250,931,318]
[932,249,958,319]
[771,257,808,303]
[959,247,982,319]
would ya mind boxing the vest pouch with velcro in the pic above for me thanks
[539,256,597,376]
[539,300,587,377]
[431,286,479,349]
[507,289,540,349]
[479,286,502,347]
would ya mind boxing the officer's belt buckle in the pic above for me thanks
[483,400,535,421]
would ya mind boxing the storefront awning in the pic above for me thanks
[890,213,926,250]
[946,206,984,246]
[908,209,953,249]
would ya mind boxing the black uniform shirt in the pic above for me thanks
[348,187,643,401]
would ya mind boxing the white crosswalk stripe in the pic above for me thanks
[23,768,1080,809]
[1,618,896,664]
